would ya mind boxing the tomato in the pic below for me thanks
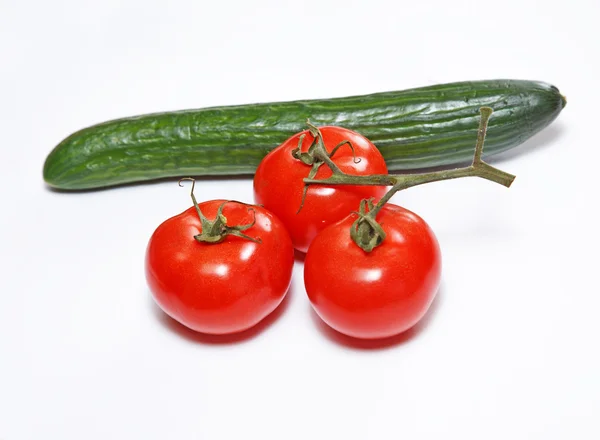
[145,199,294,335]
[253,126,388,253]
[304,203,442,339]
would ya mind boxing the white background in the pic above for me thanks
[1,0,599,439]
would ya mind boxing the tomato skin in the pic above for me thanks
[145,200,294,335]
[253,126,388,253]
[304,204,442,339]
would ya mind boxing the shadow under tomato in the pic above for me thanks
[294,249,306,263]
[310,285,444,350]
[149,284,293,345]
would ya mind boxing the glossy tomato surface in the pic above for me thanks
[145,200,294,335]
[253,126,388,253]
[304,204,442,339]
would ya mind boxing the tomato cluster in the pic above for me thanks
[145,121,500,340]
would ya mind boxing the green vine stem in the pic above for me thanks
[178,178,261,244]
[298,107,515,252]
[292,120,361,212]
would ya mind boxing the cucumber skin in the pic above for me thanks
[43,80,565,190]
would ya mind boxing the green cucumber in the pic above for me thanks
[43,79,566,190]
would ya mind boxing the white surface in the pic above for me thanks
[1,0,599,439]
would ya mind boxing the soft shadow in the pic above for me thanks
[150,284,293,345]
[487,123,566,163]
[294,249,306,263]
[311,285,444,350]
[44,173,253,194]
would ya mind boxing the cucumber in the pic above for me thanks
[43,79,565,190]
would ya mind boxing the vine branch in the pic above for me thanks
[295,107,516,251]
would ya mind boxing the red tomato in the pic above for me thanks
[253,126,388,253]
[145,200,294,335]
[304,204,442,339]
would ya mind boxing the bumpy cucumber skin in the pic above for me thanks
[43,80,565,190]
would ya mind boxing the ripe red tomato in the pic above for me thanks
[253,126,388,253]
[145,200,294,335]
[304,203,442,339]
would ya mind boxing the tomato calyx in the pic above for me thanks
[291,120,361,212]
[302,107,517,252]
[349,198,387,252]
[179,178,262,244]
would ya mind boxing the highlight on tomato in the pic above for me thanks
[253,123,388,253]
[145,179,294,335]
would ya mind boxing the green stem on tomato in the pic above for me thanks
[178,178,261,244]
[291,120,361,213]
